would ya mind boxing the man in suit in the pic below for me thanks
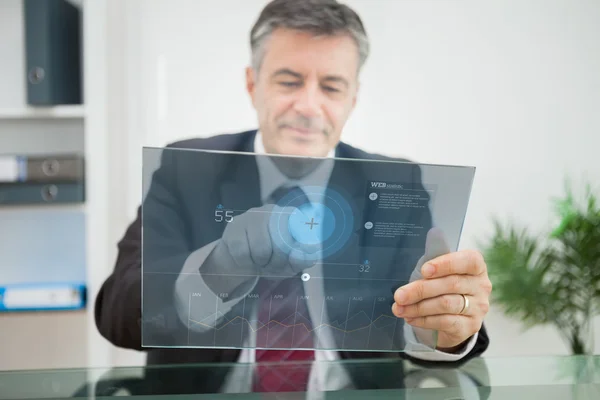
[95,0,491,394]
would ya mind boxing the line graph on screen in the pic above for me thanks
[186,291,405,351]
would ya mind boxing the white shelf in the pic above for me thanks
[0,203,86,212]
[0,105,85,119]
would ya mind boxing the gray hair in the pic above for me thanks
[250,0,369,73]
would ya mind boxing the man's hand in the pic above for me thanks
[391,249,492,352]
[201,204,316,295]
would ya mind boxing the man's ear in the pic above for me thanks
[246,66,257,107]
[351,80,360,110]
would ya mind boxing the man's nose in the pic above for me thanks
[293,84,323,119]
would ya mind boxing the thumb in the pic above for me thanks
[288,247,317,274]
[409,227,451,282]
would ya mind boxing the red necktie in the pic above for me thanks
[252,276,315,392]
[252,186,315,392]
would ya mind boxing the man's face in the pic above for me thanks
[246,28,360,158]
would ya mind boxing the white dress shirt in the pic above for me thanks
[172,131,478,394]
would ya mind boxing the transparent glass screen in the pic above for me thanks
[141,147,475,353]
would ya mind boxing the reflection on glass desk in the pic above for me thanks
[1,356,600,399]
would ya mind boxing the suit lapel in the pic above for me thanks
[324,153,367,269]
[218,132,262,214]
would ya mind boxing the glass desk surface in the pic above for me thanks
[1,356,599,399]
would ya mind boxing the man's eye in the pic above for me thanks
[279,81,300,87]
[323,86,341,93]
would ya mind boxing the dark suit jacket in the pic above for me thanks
[95,130,489,393]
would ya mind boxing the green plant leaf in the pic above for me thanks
[479,178,600,354]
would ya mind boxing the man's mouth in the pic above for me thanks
[282,125,320,135]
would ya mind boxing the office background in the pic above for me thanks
[0,0,598,372]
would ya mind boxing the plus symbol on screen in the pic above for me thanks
[305,217,319,230]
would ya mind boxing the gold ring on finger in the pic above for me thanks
[459,294,469,315]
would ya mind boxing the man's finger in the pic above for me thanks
[247,215,273,267]
[288,248,316,274]
[224,224,253,270]
[421,250,486,279]
[392,294,469,318]
[394,275,474,305]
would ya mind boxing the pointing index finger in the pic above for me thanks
[421,250,486,279]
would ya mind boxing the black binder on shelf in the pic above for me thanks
[23,0,82,105]
[0,153,85,205]
[0,182,84,205]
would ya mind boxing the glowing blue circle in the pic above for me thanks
[288,203,336,245]
[269,185,354,262]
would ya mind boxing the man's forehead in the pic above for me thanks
[260,29,359,80]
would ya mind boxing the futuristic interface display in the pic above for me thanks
[141,147,475,353]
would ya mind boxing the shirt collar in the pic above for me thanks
[253,130,336,203]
